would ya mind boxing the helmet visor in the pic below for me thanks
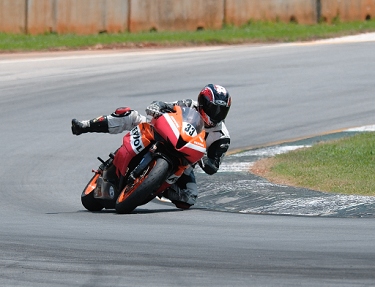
[199,97,230,124]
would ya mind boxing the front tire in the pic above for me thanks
[115,157,170,214]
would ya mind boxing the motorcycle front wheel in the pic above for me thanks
[115,157,170,214]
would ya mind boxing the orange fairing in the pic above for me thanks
[113,123,155,176]
[130,123,155,153]
[153,106,206,163]
[84,173,100,195]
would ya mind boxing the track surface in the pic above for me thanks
[1,35,375,286]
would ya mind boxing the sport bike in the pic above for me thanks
[81,105,206,214]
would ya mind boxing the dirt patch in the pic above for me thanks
[250,157,298,187]
[250,157,276,177]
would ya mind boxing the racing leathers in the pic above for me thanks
[71,107,147,135]
[71,100,230,209]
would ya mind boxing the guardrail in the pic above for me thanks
[0,0,374,34]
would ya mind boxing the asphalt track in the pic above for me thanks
[1,34,375,286]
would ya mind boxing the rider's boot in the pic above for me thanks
[163,183,197,210]
[71,116,108,135]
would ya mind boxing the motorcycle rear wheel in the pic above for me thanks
[115,157,170,214]
[81,173,104,211]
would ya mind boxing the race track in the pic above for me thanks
[1,35,375,286]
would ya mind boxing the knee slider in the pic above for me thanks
[113,107,132,117]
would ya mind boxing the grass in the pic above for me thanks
[1,19,375,52]
[257,133,375,196]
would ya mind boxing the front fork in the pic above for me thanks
[93,153,118,200]
[126,142,189,196]
[127,146,156,184]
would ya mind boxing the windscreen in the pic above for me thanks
[181,107,204,134]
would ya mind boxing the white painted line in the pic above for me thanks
[345,125,375,132]
[0,46,225,64]
[314,32,375,44]
[294,32,375,47]
[232,145,309,158]
[196,145,308,173]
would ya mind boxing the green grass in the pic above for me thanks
[2,19,375,52]
[267,132,375,196]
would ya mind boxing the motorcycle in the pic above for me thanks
[81,105,206,214]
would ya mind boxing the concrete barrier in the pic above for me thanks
[55,0,128,34]
[129,0,224,32]
[0,0,26,33]
[225,0,318,26]
[321,0,375,22]
[0,0,374,35]
[0,0,129,34]
[104,0,129,33]
[27,0,54,34]
[55,0,105,34]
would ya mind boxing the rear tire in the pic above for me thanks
[81,173,104,211]
[115,158,170,214]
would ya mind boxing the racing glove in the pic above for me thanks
[145,101,175,119]
[71,116,109,135]
[198,138,230,175]
[198,155,219,175]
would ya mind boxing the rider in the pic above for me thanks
[71,84,231,209]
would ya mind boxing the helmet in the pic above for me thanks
[197,84,231,127]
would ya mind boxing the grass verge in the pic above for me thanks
[1,19,375,52]
[251,132,375,196]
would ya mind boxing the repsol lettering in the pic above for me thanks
[131,127,144,153]
[131,126,139,136]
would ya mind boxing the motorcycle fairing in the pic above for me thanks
[113,123,154,176]
[83,173,100,195]
[153,106,206,164]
